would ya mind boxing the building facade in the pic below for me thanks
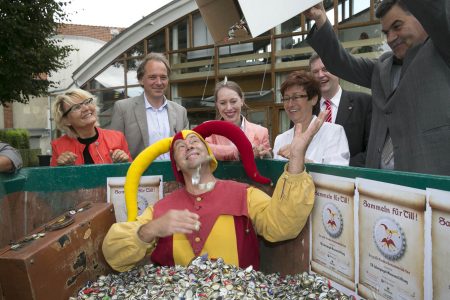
[0,24,123,153]
[2,0,383,154]
[73,0,382,145]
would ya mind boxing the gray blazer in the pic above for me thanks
[307,0,450,175]
[109,94,189,159]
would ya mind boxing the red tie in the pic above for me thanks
[325,99,332,123]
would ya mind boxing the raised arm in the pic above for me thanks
[247,171,315,242]
[304,2,376,88]
[287,111,326,173]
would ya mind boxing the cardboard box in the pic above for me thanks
[196,0,250,44]
[195,0,322,44]
[237,0,322,37]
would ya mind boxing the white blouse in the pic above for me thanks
[273,116,350,166]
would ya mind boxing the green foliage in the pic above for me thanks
[0,0,74,105]
[19,148,41,167]
[0,129,30,149]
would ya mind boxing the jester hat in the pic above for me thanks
[169,129,218,184]
[124,120,271,221]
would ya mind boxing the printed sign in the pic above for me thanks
[310,173,356,290]
[107,176,163,222]
[357,178,425,300]
[428,188,450,300]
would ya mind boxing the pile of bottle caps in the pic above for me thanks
[75,255,351,299]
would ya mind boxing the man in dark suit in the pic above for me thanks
[305,0,450,175]
[310,53,372,167]
[110,53,189,159]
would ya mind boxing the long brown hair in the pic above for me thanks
[213,79,249,120]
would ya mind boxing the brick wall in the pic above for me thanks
[57,23,125,42]
[3,104,13,128]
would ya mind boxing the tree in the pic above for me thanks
[0,0,74,105]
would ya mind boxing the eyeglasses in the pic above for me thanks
[62,98,94,117]
[281,93,309,104]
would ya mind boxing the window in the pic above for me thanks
[147,30,165,53]
[126,58,142,86]
[93,63,125,89]
[126,41,145,58]
[170,19,188,50]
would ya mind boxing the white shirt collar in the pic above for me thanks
[144,95,168,111]
[320,86,342,108]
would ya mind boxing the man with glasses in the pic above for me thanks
[110,53,189,160]
[305,0,450,175]
[273,71,350,165]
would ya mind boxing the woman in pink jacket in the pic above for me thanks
[50,89,132,166]
[206,80,271,160]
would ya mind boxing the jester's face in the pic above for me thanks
[170,130,218,184]
[173,133,210,172]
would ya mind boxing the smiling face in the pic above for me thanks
[173,133,211,172]
[283,85,317,126]
[215,86,244,126]
[310,57,340,99]
[139,60,169,103]
[62,97,97,132]
[380,4,427,59]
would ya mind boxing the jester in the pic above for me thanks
[103,114,325,272]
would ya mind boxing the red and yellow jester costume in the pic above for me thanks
[103,121,315,272]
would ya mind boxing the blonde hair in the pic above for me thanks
[52,89,98,138]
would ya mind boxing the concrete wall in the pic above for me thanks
[0,106,3,129]
[12,97,52,154]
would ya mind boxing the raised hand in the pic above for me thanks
[303,2,327,28]
[277,144,291,160]
[287,111,326,174]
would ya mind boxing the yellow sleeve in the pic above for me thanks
[247,167,315,242]
[102,206,156,272]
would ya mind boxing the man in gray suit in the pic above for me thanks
[305,0,450,175]
[110,53,189,159]
[310,54,372,167]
